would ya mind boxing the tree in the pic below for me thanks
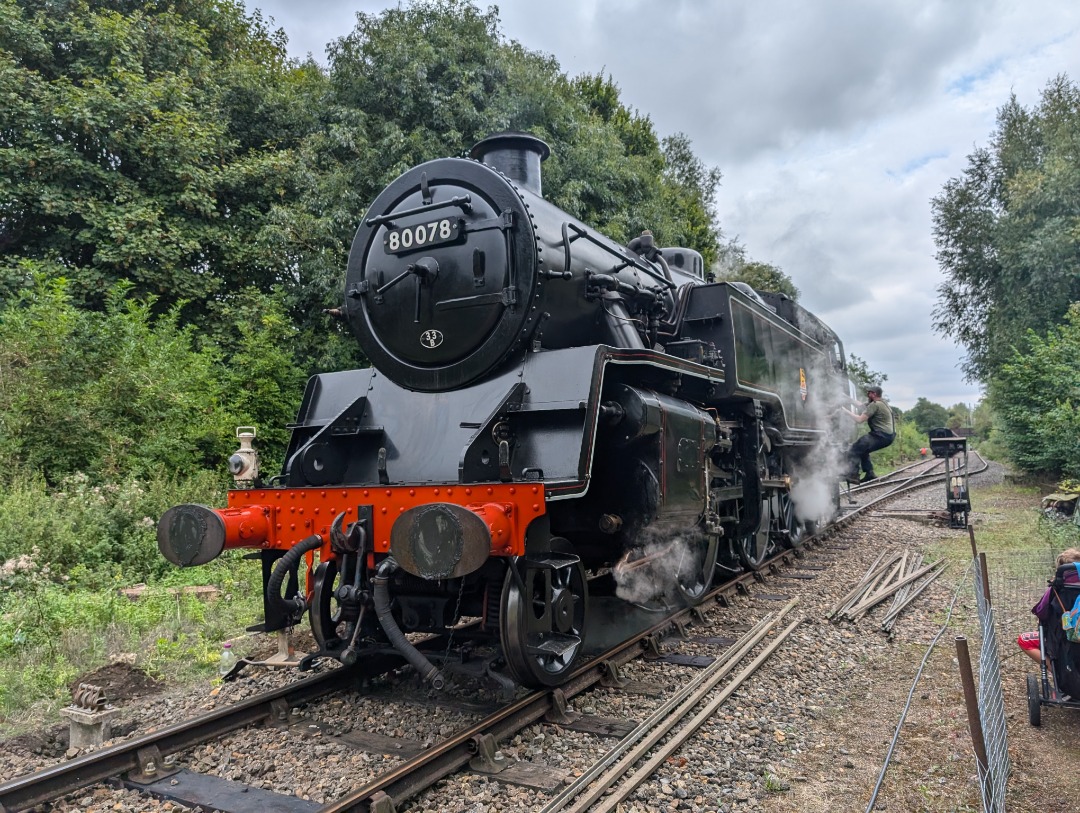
[0,276,306,481]
[932,75,1080,382]
[990,303,1080,477]
[714,240,799,298]
[314,0,728,273]
[972,399,994,441]
[946,402,973,432]
[845,354,888,394]
[0,0,316,324]
[725,261,800,299]
[906,397,951,435]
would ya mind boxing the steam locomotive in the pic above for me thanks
[158,133,849,688]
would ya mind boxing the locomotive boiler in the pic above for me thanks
[158,133,850,688]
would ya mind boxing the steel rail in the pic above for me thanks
[314,595,711,812]
[0,658,405,812]
[0,534,804,813]
[540,602,797,813]
[837,452,987,524]
[575,616,805,813]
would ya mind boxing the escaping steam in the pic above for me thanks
[612,527,707,606]
[788,353,860,527]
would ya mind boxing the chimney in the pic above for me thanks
[470,132,550,196]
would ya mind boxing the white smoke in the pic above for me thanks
[612,528,707,606]
[787,352,861,526]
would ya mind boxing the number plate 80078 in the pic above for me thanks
[383,218,461,254]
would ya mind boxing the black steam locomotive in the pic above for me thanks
[158,133,849,688]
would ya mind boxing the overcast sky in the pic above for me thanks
[242,0,1080,411]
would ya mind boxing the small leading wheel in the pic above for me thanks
[1027,674,1042,727]
[310,559,344,650]
[676,535,719,604]
[500,547,588,687]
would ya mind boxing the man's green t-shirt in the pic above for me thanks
[865,400,894,434]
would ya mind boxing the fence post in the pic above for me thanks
[955,635,989,778]
[978,551,992,608]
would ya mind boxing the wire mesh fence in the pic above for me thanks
[986,547,1058,653]
[972,560,1009,813]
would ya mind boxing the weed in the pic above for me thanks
[763,772,788,793]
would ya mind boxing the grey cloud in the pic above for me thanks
[502,0,994,164]
[242,0,1080,409]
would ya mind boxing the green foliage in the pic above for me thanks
[0,467,224,578]
[932,75,1080,382]
[315,0,725,267]
[204,286,308,468]
[722,260,800,299]
[972,399,994,441]
[0,0,314,326]
[0,277,306,480]
[0,547,260,719]
[989,303,1080,477]
[0,277,230,479]
[907,397,951,435]
[946,402,974,432]
[845,354,888,393]
[869,418,924,470]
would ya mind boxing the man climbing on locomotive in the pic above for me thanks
[842,385,895,483]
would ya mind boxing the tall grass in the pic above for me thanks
[0,468,263,731]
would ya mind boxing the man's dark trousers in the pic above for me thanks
[850,431,895,477]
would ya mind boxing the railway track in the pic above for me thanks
[0,458,978,813]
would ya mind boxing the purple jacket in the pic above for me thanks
[1033,563,1080,622]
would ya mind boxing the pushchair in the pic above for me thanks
[1026,563,1080,725]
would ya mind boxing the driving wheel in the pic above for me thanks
[776,491,805,549]
[676,534,719,604]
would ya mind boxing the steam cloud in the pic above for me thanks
[788,352,859,526]
[612,527,707,606]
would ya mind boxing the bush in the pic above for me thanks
[0,467,225,580]
[990,304,1080,478]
